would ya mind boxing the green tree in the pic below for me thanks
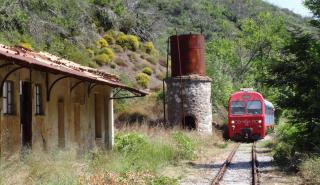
[267,29,320,152]
[305,0,320,28]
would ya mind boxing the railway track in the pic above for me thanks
[211,142,259,185]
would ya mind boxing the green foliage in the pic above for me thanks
[99,47,115,60]
[17,42,33,50]
[300,157,320,184]
[155,90,164,102]
[103,33,116,45]
[136,72,150,88]
[172,132,196,160]
[86,48,94,57]
[93,53,111,65]
[112,133,176,172]
[142,67,153,76]
[116,33,140,51]
[63,43,93,66]
[150,176,178,185]
[305,0,320,23]
[142,41,155,54]
[92,0,126,15]
[96,38,108,48]
[115,133,148,154]
[265,30,320,127]
[113,44,124,53]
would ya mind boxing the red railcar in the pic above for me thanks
[228,89,274,141]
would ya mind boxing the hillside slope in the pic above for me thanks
[0,0,310,90]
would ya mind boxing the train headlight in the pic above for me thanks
[258,120,262,123]
[231,120,235,124]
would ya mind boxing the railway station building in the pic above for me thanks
[0,44,147,157]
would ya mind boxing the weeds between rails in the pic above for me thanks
[211,142,259,185]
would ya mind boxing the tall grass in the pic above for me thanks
[0,126,226,185]
[300,157,320,184]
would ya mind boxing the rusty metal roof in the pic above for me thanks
[0,44,148,96]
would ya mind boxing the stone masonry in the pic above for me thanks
[166,75,212,133]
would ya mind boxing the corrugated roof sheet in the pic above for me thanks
[0,44,148,96]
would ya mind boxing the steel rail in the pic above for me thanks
[252,142,259,185]
[211,143,240,185]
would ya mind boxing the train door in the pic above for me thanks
[20,81,32,148]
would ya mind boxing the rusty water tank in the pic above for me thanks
[170,34,205,77]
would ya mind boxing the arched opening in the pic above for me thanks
[183,115,197,130]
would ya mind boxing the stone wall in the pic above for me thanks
[166,75,212,133]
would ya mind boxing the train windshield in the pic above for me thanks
[247,100,262,114]
[231,101,246,115]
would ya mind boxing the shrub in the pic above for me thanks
[128,52,138,63]
[93,54,111,65]
[113,44,124,53]
[17,42,32,50]
[146,56,158,64]
[115,133,148,154]
[142,41,155,54]
[142,67,153,76]
[96,38,108,48]
[86,48,94,57]
[88,62,98,68]
[110,63,116,69]
[140,53,148,59]
[99,47,115,60]
[150,176,178,185]
[103,33,115,45]
[63,43,92,66]
[136,72,150,88]
[173,132,196,160]
[116,34,140,51]
[114,57,127,66]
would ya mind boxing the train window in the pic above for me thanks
[231,101,246,115]
[247,101,262,114]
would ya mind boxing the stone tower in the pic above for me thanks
[165,34,212,133]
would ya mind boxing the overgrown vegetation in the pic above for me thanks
[0,0,319,183]
[0,128,228,185]
[263,1,320,183]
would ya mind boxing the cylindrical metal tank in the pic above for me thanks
[170,34,205,77]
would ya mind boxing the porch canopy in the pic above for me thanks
[0,44,148,99]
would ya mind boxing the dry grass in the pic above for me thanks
[300,157,320,184]
[0,124,227,185]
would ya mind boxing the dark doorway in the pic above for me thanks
[58,100,65,148]
[74,103,80,145]
[94,94,102,139]
[20,81,32,148]
[183,115,197,130]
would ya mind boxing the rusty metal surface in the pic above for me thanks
[0,44,148,96]
[252,142,259,185]
[170,34,205,76]
[211,143,240,185]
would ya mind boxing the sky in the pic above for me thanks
[263,0,313,17]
